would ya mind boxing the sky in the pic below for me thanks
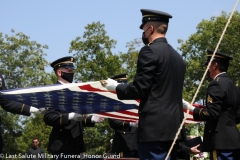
[1,0,239,72]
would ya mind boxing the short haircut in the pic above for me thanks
[32,137,39,141]
[148,21,168,34]
[212,60,229,72]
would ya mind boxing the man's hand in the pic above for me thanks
[129,120,138,127]
[182,99,195,112]
[68,112,83,121]
[190,144,201,154]
[100,78,119,91]
[30,106,40,113]
[91,116,105,123]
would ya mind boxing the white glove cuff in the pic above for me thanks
[29,106,39,113]
[129,122,136,127]
[68,113,75,120]
[189,106,195,112]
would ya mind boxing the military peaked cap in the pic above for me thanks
[140,9,172,29]
[205,50,233,65]
[51,56,75,70]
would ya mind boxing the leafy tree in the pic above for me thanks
[69,22,123,154]
[119,38,142,81]
[69,21,122,82]
[15,114,52,155]
[0,30,50,154]
[0,108,25,154]
[83,120,114,155]
[0,29,50,88]
[178,11,240,103]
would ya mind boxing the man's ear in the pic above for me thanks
[150,25,154,32]
[56,69,62,76]
[214,62,219,70]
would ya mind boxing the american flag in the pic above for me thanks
[0,82,204,123]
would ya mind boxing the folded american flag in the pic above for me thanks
[0,82,204,123]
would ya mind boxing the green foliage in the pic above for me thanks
[119,38,142,81]
[0,30,50,88]
[179,11,240,103]
[0,30,51,155]
[15,114,51,154]
[0,108,23,154]
[83,120,114,154]
[185,122,205,137]
[69,21,119,153]
[69,21,122,81]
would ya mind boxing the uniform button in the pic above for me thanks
[123,132,125,134]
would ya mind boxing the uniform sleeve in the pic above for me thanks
[237,88,240,123]
[43,109,69,127]
[82,115,95,127]
[237,107,240,124]
[177,142,191,154]
[193,81,223,121]
[0,74,30,116]
[108,118,131,131]
[116,46,156,100]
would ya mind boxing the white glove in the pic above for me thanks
[91,115,105,123]
[29,106,40,113]
[68,112,83,121]
[104,78,120,91]
[182,99,195,112]
[129,121,138,127]
[38,108,48,113]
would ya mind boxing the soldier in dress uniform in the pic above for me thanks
[183,50,240,160]
[44,56,104,160]
[0,74,40,157]
[102,9,186,160]
[108,73,138,158]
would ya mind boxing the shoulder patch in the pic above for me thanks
[216,77,220,81]
[207,95,213,103]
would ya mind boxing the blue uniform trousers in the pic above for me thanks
[210,150,240,160]
[138,141,177,160]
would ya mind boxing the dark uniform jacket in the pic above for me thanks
[44,81,95,153]
[116,38,186,142]
[193,73,240,151]
[0,73,31,150]
[108,118,137,153]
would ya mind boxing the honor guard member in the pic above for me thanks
[44,56,104,160]
[102,9,186,160]
[183,50,240,160]
[108,73,138,158]
[0,75,40,157]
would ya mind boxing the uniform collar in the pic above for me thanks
[57,80,65,84]
[152,37,167,43]
[213,72,226,80]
